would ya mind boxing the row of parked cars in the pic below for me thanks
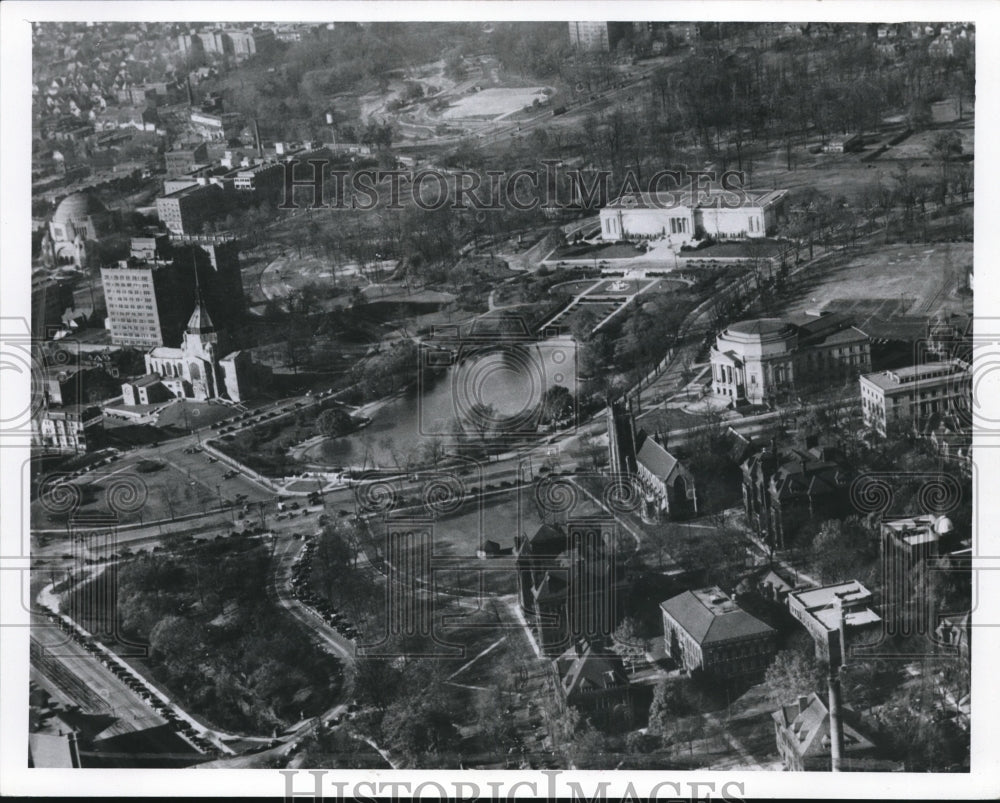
[38,606,216,754]
[289,539,359,641]
[210,407,286,435]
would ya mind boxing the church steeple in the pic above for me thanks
[186,261,215,335]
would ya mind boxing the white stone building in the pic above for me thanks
[599,188,787,244]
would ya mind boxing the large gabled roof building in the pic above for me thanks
[659,586,777,686]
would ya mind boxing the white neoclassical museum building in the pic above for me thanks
[599,188,787,244]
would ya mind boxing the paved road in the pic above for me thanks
[271,533,356,663]
[30,612,169,739]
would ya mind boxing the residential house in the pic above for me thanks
[772,692,879,771]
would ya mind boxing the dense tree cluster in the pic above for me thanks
[112,541,342,733]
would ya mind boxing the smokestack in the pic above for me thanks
[186,75,194,107]
[253,119,263,158]
[828,596,846,771]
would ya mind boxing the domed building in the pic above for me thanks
[711,311,870,407]
[48,192,116,267]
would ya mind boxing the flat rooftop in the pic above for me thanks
[157,181,224,200]
[861,359,970,392]
[790,581,872,610]
[606,188,787,210]
[814,607,882,630]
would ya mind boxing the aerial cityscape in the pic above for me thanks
[24,19,974,772]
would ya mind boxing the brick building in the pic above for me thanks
[515,521,621,656]
[659,587,777,686]
[772,693,879,771]
[741,441,853,549]
[786,581,882,665]
[31,405,104,454]
[860,359,971,437]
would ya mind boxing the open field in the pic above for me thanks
[442,87,550,120]
[690,239,790,259]
[549,241,649,261]
[883,126,974,161]
[781,242,972,334]
[748,110,974,202]
[371,484,610,595]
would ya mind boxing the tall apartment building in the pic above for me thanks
[178,28,275,61]
[170,238,246,331]
[859,359,971,436]
[226,28,275,61]
[567,22,632,52]
[101,237,244,347]
[569,21,611,51]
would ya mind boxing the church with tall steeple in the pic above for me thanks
[125,281,261,404]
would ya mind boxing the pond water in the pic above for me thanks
[314,336,578,468]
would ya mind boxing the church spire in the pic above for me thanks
[186,257,215,335]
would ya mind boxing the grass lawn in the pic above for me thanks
[779,242,972,324]
[370,484,609,595]
[32,455,219,529]
[687,239,791,260]
[155,401,234,431]
[549,241,649,261]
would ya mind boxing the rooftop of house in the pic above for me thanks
[769,453,853,500]
[771,692,875,760]
[660,586,775,645]
[556,641,629,699]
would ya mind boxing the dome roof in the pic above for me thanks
[52,192,107,226]
[934,515,954,535]
[727,318,792,337]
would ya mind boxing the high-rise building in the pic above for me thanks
[100,236,244,347]
[568,21,611,51]
[567,21,632,52]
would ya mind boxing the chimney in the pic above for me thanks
[186,75,194,107]
[798,695,809,714]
